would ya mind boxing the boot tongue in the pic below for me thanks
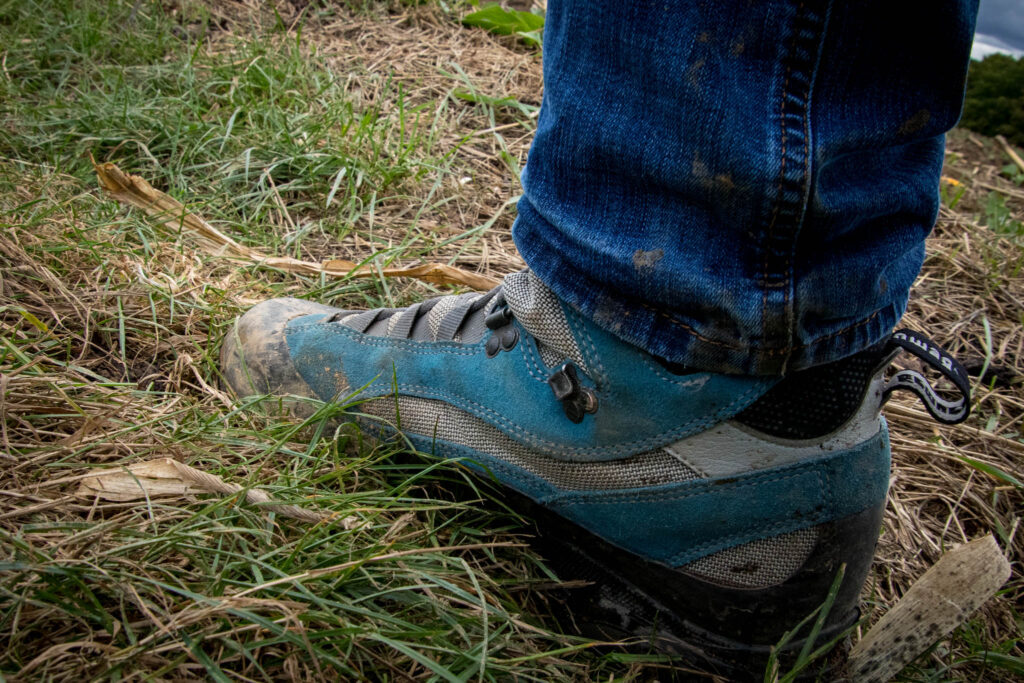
[333,270,586,371]
[502,270,587,372]
[349,291,497,343]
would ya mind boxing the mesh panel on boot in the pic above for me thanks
[503,270,586,371]
[361,396,699,490]
[361,395,816,587]
[736,346,885,439]
[681,527,818,588]
[536,341,566,368]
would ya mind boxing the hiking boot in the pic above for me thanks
[220,270,970,676]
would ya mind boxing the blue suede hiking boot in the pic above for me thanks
[220,270,970,675]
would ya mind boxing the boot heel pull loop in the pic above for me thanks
[883,329,971,425]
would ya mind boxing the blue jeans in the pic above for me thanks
[512,0,979,375]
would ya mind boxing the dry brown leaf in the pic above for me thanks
[76,457,360,528]
[78,467,196,501]
[93,160,501,291]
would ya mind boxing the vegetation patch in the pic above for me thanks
[962,54,1024,147]
[0,1,1021,680]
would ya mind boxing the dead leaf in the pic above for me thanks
[76,457,360,528]
[92,159,500,291]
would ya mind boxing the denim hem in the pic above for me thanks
[517,227,901,376]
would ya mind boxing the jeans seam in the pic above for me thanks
[639,301,745,350]
[763,309,880,354]
[642,302,881,355]
[761,0,827,364]
[762,48,794,349]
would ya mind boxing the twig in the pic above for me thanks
[847,535,1010,683]
[0,495,78,521]
[995,135,1024,174]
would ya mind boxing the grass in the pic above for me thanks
[0,0,1022,680]
[0,1,575,679]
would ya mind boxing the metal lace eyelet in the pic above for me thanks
[547,362,598,423]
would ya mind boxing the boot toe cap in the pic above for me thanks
[221,298,339,404]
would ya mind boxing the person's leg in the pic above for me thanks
[515,0,979,375]
[220,0,977,672]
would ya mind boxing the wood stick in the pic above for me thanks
[846,535,1010,683]
[996,135,1024,174]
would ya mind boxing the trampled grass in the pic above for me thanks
[0,0,1021,680]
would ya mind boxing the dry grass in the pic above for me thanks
[197,0,537,279]
[872,129,1024,674]
[1,0,1022,680]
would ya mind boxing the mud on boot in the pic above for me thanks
[221,271,971,677]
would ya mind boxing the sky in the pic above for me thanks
[973,0,1024,59]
